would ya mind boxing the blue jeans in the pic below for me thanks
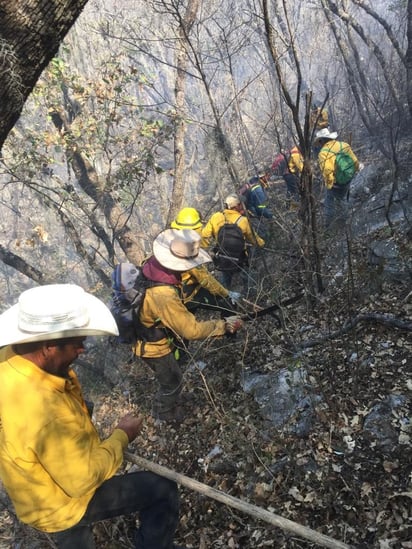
[50,471,179,548]
[324,184,350,228]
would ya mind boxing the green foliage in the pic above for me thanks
[18,53,173,194]
[1,50,175,282]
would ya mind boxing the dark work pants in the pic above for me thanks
[50,471,179,549]
[217,264,252,294]
[324,183,350,228]
[143,354,183,415]
[283,173,300,203]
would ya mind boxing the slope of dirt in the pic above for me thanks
[0,225,410,549]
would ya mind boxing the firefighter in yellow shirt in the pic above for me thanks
[133,229,243,422]
[0,284,184,548]
[315,128,360,228]
[284,145,304,208]
[202,194,265,290]
[310,102,329,131]
[171,207,242,315]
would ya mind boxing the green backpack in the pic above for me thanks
[321,142,356,185]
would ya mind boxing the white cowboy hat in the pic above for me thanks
[0,284,119,347]
[315,127,338,140]
[153,229,211,271]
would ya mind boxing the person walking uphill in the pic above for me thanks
[0,284,184,549]
[134,229,243,423]
[315,127,360,229]
[271,146,303,209]
[171,207,242,315]
[202,194,265,291]
[241,174,273,220]
[285,145,304,209]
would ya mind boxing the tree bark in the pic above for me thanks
[0,0,89,151]
[0,244,49,284]
[407,0,412,118]
[262,0,324,300]
[167,0,200,227]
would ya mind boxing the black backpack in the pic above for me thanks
[110,262,164,344]
[214,215,245,272]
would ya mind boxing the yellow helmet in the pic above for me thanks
[171,207,203,230]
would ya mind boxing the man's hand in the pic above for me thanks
[116,413,144,443]
[225,315,244,334]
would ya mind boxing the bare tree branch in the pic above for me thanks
[299,313,412,350]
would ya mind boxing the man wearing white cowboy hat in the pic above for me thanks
[134,229,243,422]
[314,127,360,228]
[0,284,184,548]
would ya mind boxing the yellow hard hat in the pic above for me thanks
[171,207,203,230]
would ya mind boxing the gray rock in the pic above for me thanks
[242,367,322,438]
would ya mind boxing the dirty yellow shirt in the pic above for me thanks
[310,107,329,129]
[318,140,359,189]
[0,346,128,533]
[181,265,229,302]
[134,285,226,358]
[288,146,304,175]
[202,209,265,248]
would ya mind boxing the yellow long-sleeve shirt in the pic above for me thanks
[134,284,226,358]
[318,139,359,189]
[288,146,304,175]
[0,346,129,533]
[181,264,229,303]
[202,209,265,248]
[310,107,329,130]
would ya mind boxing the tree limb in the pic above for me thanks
[299,313,412,349]
[0,244,50,284]
[125,452,352,549]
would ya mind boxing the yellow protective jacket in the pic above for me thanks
[310,107,329,130]
[134,284,226,358]
[318,139,359,189]
[181,265,229,303]
[202,209,265,248]
[288,146,304,175]
[0,346,128,533]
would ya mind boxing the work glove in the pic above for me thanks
[228,290,242,305]
[225,315,244,334]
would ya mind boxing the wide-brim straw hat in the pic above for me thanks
[315,127,338,140]
[153,229,211,271]
[0,284,119,347]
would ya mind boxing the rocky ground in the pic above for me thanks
[0,217,410,549]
